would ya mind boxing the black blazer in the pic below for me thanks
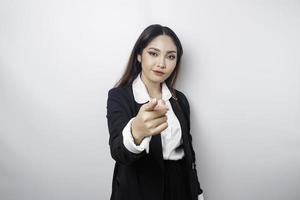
[106,83,203,200]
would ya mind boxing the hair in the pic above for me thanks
[114,24,183,98]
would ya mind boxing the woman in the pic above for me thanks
[106,24,204,200]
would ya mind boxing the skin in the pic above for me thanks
[137,35,177,98]
[131,35,178,144]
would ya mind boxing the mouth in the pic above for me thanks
[152,70,165,76]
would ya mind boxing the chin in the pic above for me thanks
[150,75,165,83]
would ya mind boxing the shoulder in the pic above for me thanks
[174,89,189,105]
[173,88,190,115]
[106,84,137,117]
[107,84,135,109]
[107,84,132,100]
[108,85,130,96]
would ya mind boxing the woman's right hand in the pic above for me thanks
[131,98,169,145]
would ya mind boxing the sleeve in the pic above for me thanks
[198,193,204,200]
[179,91,203,195]
[122,117,152,154]
[106,88,147,165]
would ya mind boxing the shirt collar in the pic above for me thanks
[132,73,172,104]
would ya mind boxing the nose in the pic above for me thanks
[159,57,166,68]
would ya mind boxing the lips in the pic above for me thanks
[152,70,165,76]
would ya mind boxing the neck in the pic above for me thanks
[140,73,162,98]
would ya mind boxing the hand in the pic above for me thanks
[131,98,169,144]
[154,98,168,111]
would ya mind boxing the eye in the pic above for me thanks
[168,55,176,60]
[148,51,158,57]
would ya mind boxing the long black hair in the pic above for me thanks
[114,24,183,98]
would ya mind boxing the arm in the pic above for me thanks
[178,91,204,195]
[122,117,152,154]
[198,193,204,200]
[106,88,148,165]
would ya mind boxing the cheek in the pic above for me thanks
[142,61,154,70]
[167,61,177,70]
[143,55,157,66]
[166,65,176,75]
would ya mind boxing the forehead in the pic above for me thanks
[145,35,177,52]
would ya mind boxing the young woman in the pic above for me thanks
[106,24,204,200]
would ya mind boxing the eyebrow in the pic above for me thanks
[147,47,177,54]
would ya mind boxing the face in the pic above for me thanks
[137,35,178,85]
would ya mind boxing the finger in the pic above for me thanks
[142,98,158,111]
[158,99,166,105]
[151,122,168,135]
[148,115,168,128]
[147,109,168,119]
[154,99,168,111]
[154,104,169,111]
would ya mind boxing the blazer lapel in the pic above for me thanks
[169,97,193,165]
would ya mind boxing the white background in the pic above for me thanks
[1,0,299,200]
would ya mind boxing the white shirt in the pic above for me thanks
[122,73,205,200]
[122,73,184,160]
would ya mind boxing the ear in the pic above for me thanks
[137,54,141,63]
